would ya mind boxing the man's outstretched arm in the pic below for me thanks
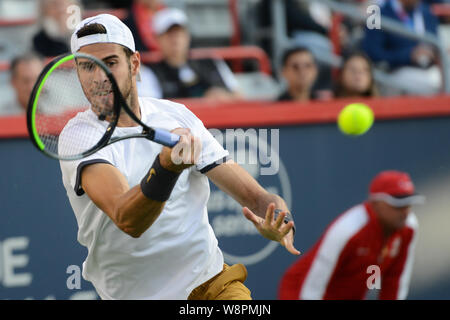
[206,159,300,255]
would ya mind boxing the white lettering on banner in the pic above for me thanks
[0,237,32,287]
[66,265,81,290]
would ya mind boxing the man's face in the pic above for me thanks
[77,43,139,120]
[11,59,43,110]
[158,25,190,62]
[282,51,318,92]
[373,201,411,231]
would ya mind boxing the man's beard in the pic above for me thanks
[118,69,134,116]
[91,68,133,122]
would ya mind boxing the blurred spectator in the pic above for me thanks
[259,0,337,74]
[277,47,319,102]
[122,0,165,53]
[144,8,241,101]
[334,52,379,98]
[279,170,423,300]
[259,0,331,52]
[361,0,441,95]
[0,53,44,115]
[33,0,83,57]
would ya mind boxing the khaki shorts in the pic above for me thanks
[188,264,252,300]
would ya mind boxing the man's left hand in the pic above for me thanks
[243,203,300,256]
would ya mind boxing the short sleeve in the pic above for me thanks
[141,98,229,174]
[59,119,116,196]
[163,100,229,173]
[194,122,230,173]
[60,147,115,196]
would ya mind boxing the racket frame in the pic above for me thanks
[27,52,179,161]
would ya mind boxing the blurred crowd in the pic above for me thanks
[0,0,449,115]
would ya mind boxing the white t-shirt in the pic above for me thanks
[59,97,228,300]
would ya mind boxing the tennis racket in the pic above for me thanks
[27,52,180,161]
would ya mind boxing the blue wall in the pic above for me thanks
[1,116,450,299]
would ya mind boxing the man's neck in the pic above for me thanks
[117,89,141,127]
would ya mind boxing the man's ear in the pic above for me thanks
[131,51,141,77]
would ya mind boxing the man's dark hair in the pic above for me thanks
[281,46,315,67]
[76,23,134,58]
[10,53,43,77]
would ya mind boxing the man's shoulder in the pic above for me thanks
[323,204,370,243]
[336,204,370,228]
[405,212,419,231]
[139,96,201,125]
[140,96,187,113]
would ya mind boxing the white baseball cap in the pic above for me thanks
[71,14,135,53]
[153,8,188,36]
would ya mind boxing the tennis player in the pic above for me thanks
[59,14,299,300]
[279,170,423,300]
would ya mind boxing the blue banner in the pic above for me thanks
[2,117,450,299]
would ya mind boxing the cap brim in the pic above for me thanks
[369,193,426,207]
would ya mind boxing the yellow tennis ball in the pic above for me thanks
[337,103,374,136]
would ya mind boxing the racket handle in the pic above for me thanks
[153,129,180,148]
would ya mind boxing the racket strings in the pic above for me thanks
[33,58,117,159]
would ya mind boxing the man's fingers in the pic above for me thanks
[243,207,262,228]
[285,241,301,256]
[191,136,202,165]
[280,221,294,237]
[171,135,189,165]
[171,127,191,136]
[181,134,194,164]
[274,211,286,229]
[265,203,275,226]
[280,235,301,256]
